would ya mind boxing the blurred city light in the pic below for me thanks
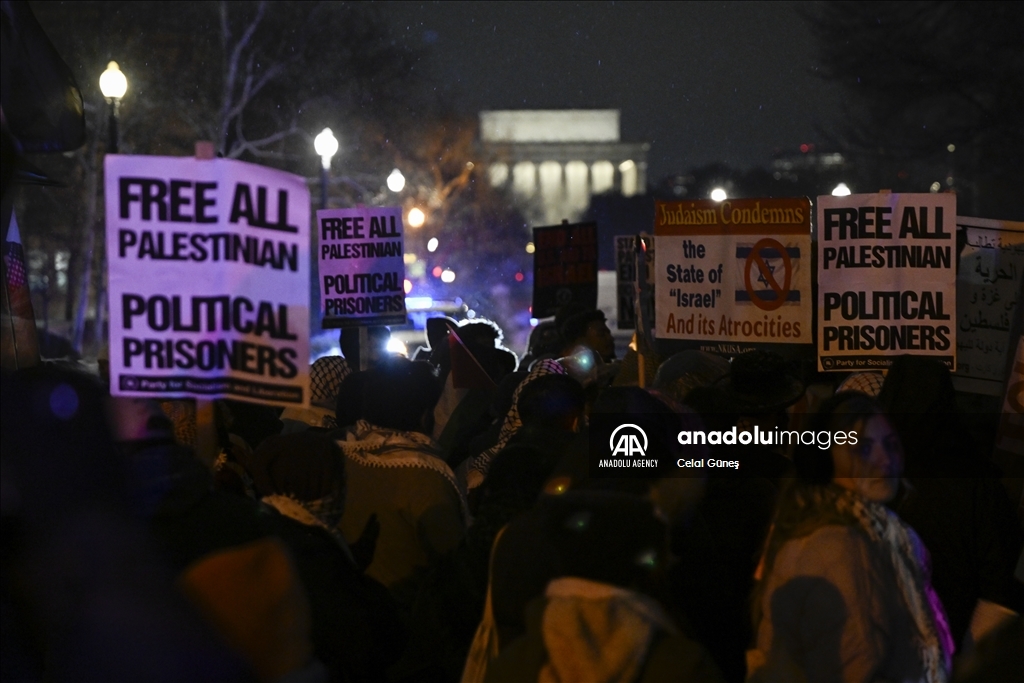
[525,242,535,254]
[930,181,941,192]
[406,296,433,310]
[831,182,852,197]
[403,278,413,294]
[99,61,127,99]
[386,338,408,356]
[387,168,406,192]
[947,144,956,153]
[440,269,456,283]
[432,266,442,277]
[408,207,426,228]
[314,128,338,170]
[710,187,727,202]
[404,253,417,264]
[514,272,524,282]
[427,237,438,252]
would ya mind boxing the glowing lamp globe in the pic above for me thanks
[314,128,339,169]
[99,61,127,99]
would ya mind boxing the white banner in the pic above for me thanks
[106,154,310,406]
[654,198,812,354]
[817,193,956,372]
[317,206,407,328]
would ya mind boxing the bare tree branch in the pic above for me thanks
[218,0,267,154]
[230,120,302,159]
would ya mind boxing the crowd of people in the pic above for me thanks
[2,304,1022,683]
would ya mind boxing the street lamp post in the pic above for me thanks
[314,127,339,210]
[88,60,126,352]
[99,61,127,153]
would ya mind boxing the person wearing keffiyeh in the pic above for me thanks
[334,359,466,615]
[462,358,567,491]
[748,393,953,683]
[252,431,405,682]
[280,355,351,432]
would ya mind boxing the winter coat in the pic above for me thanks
[336,421,466,610]
[750,525,928,683]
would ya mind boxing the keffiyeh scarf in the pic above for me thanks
[467,359,567,483]
[261,492,352,563]
[338,420,468,521]
[836,490,954,683]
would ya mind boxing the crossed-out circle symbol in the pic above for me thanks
[744,237,792,312]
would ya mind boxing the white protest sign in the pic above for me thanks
[817,193,956,372]
[106,154,310,406]
[952,217,1024,396]
[654,198,812,355]
[317,206,407,328]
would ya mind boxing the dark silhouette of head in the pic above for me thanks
[360,359,441,434]
[556,304,615,361]
[517,374,586,432]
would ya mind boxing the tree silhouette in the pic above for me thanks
[805,1,1024,218]
[20,0,426,351]
[396,115,532,347]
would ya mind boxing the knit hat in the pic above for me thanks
[836,372,885,397]
[310,356,350,409]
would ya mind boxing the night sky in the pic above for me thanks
[382,1,844,181]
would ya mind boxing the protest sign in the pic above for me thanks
[653,198,812,356]
[615,235,636,329]
[317,206,407,328]
[817,193,956,372]
[106,154,310,406]
[952,217,1024,396]
[532,221,598,319]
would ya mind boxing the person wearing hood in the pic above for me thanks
[464,388,721,683]
[481,491,723,683]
